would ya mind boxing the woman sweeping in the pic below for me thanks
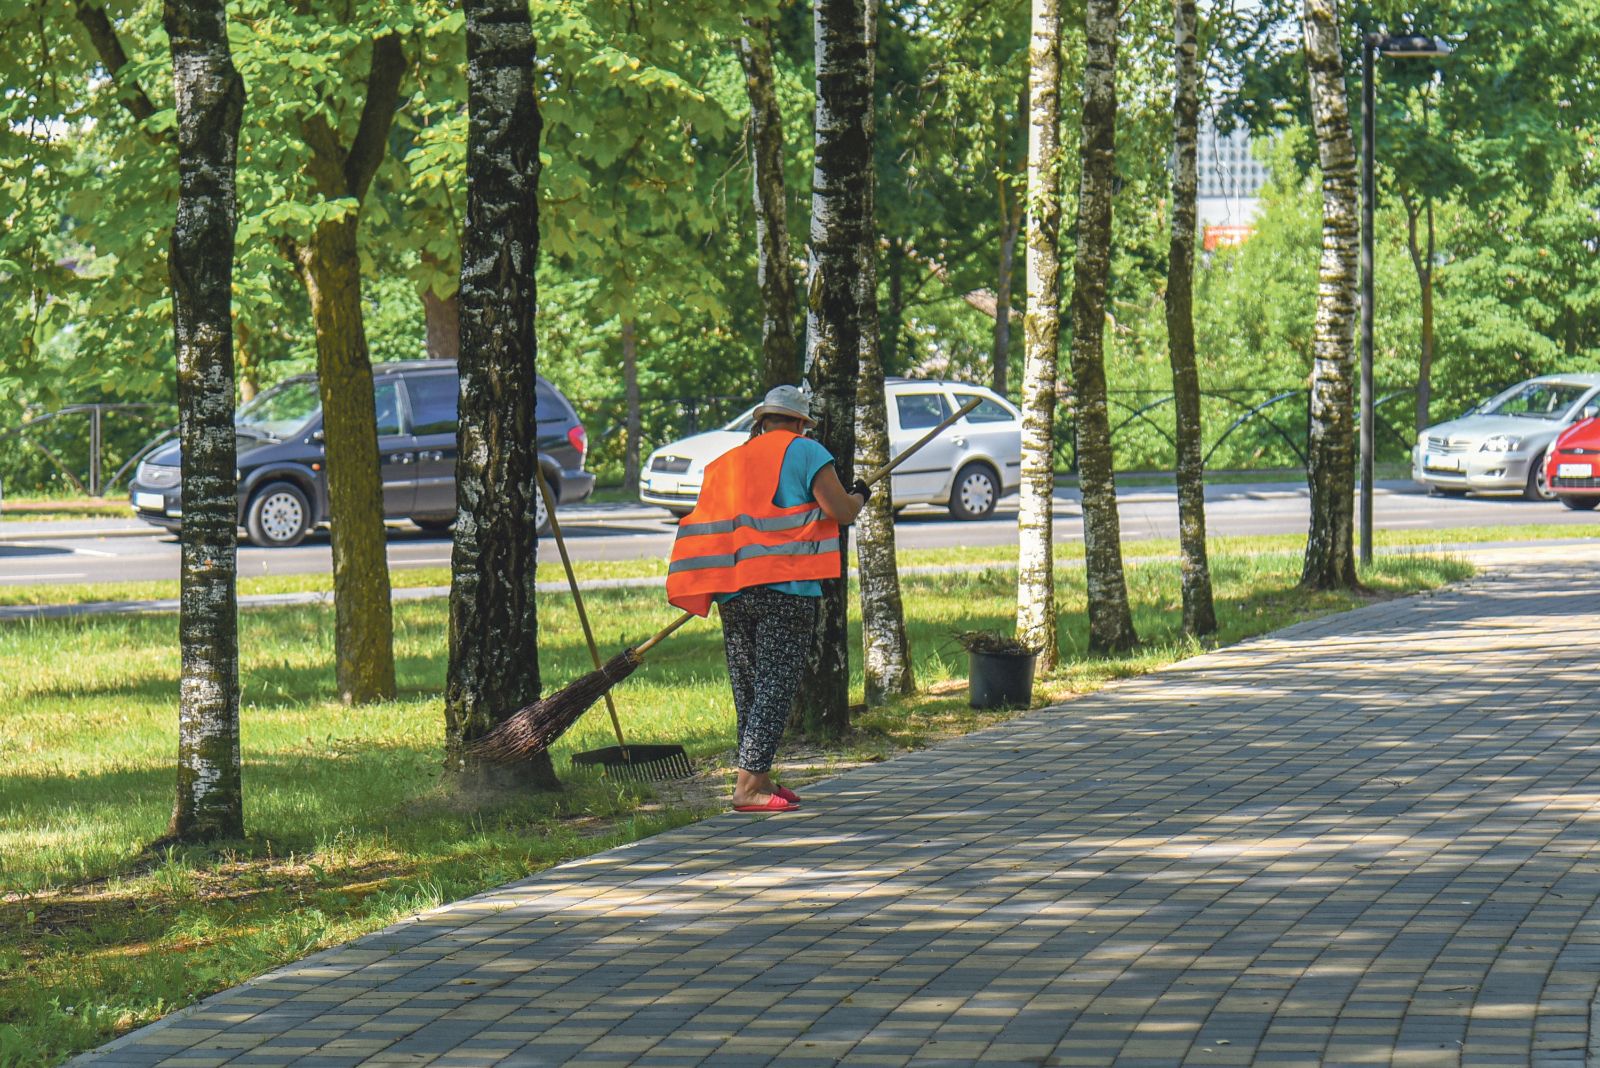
[665,385,869,813]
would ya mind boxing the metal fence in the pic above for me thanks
[0,403,177,497]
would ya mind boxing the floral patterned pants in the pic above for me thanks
[718,587,819,774]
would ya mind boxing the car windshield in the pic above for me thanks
[1483,382,1590,421]
[237,379,320,437]
[723,407,757,433]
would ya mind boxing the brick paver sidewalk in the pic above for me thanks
[78,552,1600,1067]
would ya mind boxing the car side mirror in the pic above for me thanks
[1583,404,1599,422]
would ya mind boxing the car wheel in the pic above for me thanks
[947,462,999,521]
[1523,451,1557,501]
[411,516,453,532]
[536,473,553,535]
[1559,495,1600,511]
[245,482,311,547]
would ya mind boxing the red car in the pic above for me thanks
[1546,416,1600,510]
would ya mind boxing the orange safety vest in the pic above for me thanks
[666,430,843,617]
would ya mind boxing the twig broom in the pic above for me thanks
[469,397,982,766]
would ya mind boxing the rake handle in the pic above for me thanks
[536,466,629,754]
[638,396,983,661]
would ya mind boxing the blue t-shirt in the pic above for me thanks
[716,435,835,604]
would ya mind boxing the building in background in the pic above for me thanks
[1196,120,1269,250]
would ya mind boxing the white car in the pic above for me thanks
[639,378,1022,520]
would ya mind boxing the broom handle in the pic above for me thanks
[635,398,982,661]
[536,466,630,754]
[636,609,698,656]
[862,396,982,487]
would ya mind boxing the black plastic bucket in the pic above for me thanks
[968,649,1037,710]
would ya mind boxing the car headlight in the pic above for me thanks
[1480,434,1523,453]
[135,460,181,488]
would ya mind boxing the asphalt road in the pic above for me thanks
[0,479,1593,588]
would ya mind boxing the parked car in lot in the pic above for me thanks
[1545,410,1600,510]
[639,378,1022,520]
[1411,373,1600,501]
[129,360,595,546]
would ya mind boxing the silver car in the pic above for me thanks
[1412,373,1600,500]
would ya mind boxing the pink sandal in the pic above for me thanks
[774,785,802,804]
[733,793,800,813]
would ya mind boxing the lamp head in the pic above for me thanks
[1378,33,1453,58]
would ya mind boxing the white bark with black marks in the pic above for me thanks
[1300,0,1360,590]
[1016,0,1062,671]
[1164,0,1217,637]
[854,0,913,706]
[794,0,874,737]
[1069,0,1139,655]
[163,0,244,843]
[446,0,556,789]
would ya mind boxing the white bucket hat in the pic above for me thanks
[751,384,816,427]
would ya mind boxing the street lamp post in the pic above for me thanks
[1360,32,1451,567]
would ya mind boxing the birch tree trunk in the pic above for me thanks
[1299,0,1360,591]
[739,18,801,392]
[445,0,556,790]
[1164,0,1217,638]
[282,34,407,704]
[1069,0,1139,655]
[622,316,642,489]
[163,0,244,843]
[794,0,873,737]
[853,0,913,706]
[1015,0,1063,671]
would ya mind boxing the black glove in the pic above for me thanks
[850,477,872,503]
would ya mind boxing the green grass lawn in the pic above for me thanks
[1,549,1471,1065]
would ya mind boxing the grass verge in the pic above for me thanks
[2,550,1471,1065]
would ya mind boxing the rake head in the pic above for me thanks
[570,744,694,783]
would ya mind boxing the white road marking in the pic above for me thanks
[69,546,119,557]
[2,572,87,581]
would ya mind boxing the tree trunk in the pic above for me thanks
[793,0,874,738]
[853,5,913,707]
[291,220,397,705]
[1299,0,1360,591]
[884,236,905,372]
[1015,0,1063,671]
[445,0,556,790]
[1164,0,1217,638]
[1403,190,1435,434]
[281,33,407,703]
[163,0,244,844]
[235,319,258,402]
[422,286,461,360]
[992,182,1024,395]
[739,18,801,392]
[622,316,642,489]
[1068,0,1138,655]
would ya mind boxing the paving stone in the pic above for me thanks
[66,552,1600,1067]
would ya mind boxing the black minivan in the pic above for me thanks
[129,360,595,546]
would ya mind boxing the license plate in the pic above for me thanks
[1557,463,1592,478]
[134,492,166,512]
[1425,454,1463,472]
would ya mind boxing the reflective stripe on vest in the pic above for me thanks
[676,507,828,539]
[667,536,843,574]
[665,430,843,617]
